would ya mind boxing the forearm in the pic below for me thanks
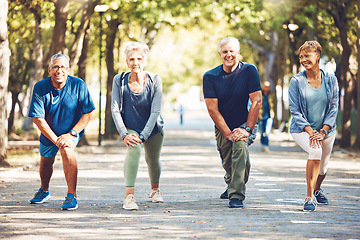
[208,109,232,137]
[246,90,262,130]
[141,86,162,140]
[246,103,261,130]
[72,111,94,134]
[33,118,58,144]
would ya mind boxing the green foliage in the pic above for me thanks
[7,0,359,104]
[7,2,34,93]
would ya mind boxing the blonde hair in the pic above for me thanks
[124,41,149,60]
[298,41,322,57]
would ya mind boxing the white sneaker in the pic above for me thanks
[149,188,163,203]
[123,194,138,210]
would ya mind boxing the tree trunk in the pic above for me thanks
[329,5,353,148]
[104,19,119,139]
[69,0,100,73]
[0,0,10,167]
[8,91,19,133]
[77,24,91,146]
[354,0,360,149]
[23,2,43,130]
[50,0,69,55]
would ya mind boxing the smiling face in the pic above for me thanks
[126,50,147,74]
[299,49,320,71]
[48,57,70,89]
[218,41,240,73]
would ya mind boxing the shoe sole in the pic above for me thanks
[152,200,163,203]
[30,195,51,204]
[61,204,78,211]
[229,205,244,208]
[229,203,244,208]
[303,209,316,212]
[123,205,138,210]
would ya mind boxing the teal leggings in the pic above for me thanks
[124,129,164,188]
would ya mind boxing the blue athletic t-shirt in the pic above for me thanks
[203,62,261,131]
[28,76,95,146]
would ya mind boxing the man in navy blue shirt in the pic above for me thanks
[203,37,262,208]
[28,54,95,210]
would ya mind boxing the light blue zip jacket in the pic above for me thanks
[288,70,339,134]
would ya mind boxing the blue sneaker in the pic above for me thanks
[61,193,78,211]
[314,189,329,205]
[303,197,316,212]
[30,188,51,204]
[220,188,229,199]
[229,198,244,208]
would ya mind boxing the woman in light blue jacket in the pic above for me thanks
[288,41,339,212]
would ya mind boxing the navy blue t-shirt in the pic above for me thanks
[203,62,261,131]
[28,76,95,146]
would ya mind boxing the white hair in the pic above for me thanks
[218,37,240,52]
[48,54,69,68]
[124,41,149,60]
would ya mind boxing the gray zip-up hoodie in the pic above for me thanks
[288,70,339,134]
[111,71,163,141]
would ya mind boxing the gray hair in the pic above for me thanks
[124,41,149,60]
[218,37,240,52]
[48,54,70,68]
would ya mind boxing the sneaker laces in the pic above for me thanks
[34,190,46,199]
[125,194,136,203]
[64,196,76,205]
[315,189,325,198]
[150,189,161,198]
[304,197,317,206]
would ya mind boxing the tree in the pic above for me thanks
[0,0,10,167]
[7,2,37,133]
[321,0,355,148]
[354,0,360,149]
[10,0,45,131]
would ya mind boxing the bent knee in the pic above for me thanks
[308,148,322,160]
[234,141,247,149]
[59,147,76,158]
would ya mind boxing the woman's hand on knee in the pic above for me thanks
[124,134,142,149]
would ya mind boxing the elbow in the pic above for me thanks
[32,117,41,125]
[88,110,94,119]
[207,106,217,116]
[254,97,262,110]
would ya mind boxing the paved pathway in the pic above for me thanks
[1,111,359,239]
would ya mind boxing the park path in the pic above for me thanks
[1,110,359,239]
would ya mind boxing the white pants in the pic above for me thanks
[291,132,336,175]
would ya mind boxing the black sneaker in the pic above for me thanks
[220,189,229,199]
[229,198,243,208]
[314,189,329,205]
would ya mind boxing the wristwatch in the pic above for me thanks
[69,129,79,138]
[139,134,145,142]
[244,126,252,135]
[320,129,328,135]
